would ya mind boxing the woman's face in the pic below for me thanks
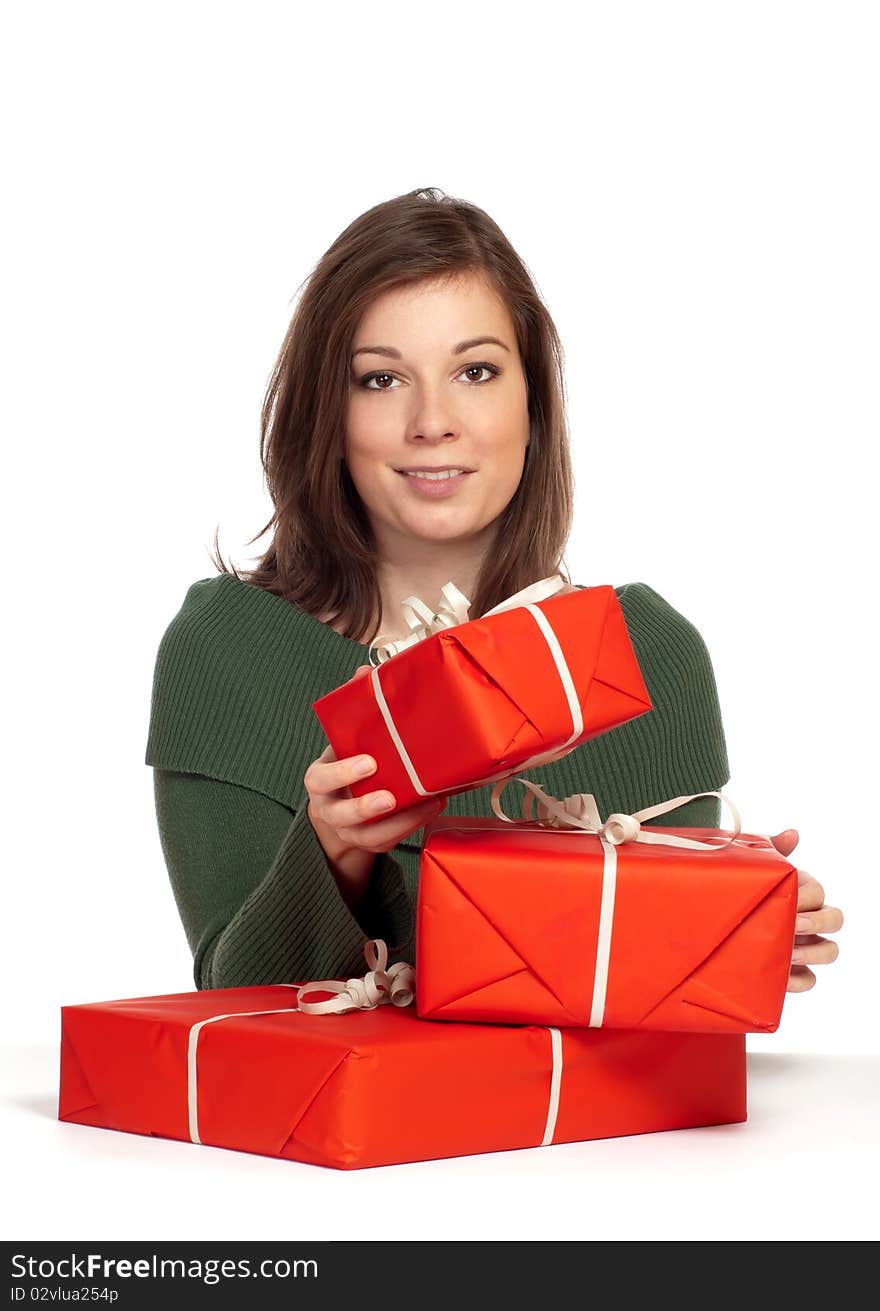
[344,271,530,552]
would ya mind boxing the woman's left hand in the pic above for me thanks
[769,828,844,992]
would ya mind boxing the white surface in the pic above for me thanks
[3,1043,878,1242]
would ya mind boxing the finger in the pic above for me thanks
[770,828,799,857]
[318,784,443,829]
[339,664,373,689]
[795,905,844,935]
[791,936,840,966]
[796,874,826,912]
[786,964,816,993]
[304,751,377,796]
[329,794,447,851]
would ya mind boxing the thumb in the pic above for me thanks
[769,827,799,857]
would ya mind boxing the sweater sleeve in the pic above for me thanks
[152,768,415,990]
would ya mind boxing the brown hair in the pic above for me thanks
[210,186,575,643]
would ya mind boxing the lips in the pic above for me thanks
[395,469,474,498]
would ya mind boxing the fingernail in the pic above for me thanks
[372,795,394,812]
[796,915,813,933]
[355,757,376,776]
[791,948,804,963]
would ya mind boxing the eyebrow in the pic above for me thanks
[351,335,511,360]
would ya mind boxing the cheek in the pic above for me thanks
[344,427,378,473]
[345,405,399,467]
[476,418,530,472]
[478,385,530,446]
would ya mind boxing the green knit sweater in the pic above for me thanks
[145,574,730,991]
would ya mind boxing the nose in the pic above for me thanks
[405,383,461,444]
[410,429,457,444]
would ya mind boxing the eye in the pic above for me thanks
[357,362,502,391]
[457,362,500,385]
[359,371,400,391]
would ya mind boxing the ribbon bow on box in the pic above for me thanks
[368,574,571,665]
[413,777,800,1033]
[491,776,742,846]
[296,939,415,1016]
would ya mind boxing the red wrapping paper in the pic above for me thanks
[415,814,798,1033]
[59,987,746,1170]
[312,584,652,817]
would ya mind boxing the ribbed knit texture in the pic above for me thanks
[145,573,730,989]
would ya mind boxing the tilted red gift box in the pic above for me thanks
[312,578,652,817]
[58,979,746,1171]
[415,780,799,1034]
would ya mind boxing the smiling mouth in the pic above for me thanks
[395,469,474,481]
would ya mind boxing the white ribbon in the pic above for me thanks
[185,944,565,1148]
[368,581,474,664]
[541,1027,564,1146]
[487,776,742,1027]
[368,574,569,665]
[295,938,415,1015]
[186,984,299,1145]
[367,575,584,798]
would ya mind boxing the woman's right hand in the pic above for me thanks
[304,665,448,908]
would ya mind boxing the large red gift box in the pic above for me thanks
[58,982,746,1170]
[312,578,652,817]
[415,780,799,1034]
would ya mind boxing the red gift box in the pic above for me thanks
[415,779,799,1034]
[59,961,746,1171]
[312,576,652,817]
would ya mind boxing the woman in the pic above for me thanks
[145,186,842,994]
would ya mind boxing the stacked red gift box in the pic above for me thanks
[59,577,797,1169]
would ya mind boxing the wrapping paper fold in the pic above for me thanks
[58,986,746,1170]
[312,580,652,816]
[415,783,799,1034]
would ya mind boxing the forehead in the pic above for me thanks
[354,272,514,347]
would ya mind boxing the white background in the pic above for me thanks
[2,0,877,1243]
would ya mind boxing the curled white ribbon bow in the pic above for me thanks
[295,938,415,1015]
[369,573,570,665]
[489,775,743,850]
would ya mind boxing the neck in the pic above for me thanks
[374,527,496,641]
